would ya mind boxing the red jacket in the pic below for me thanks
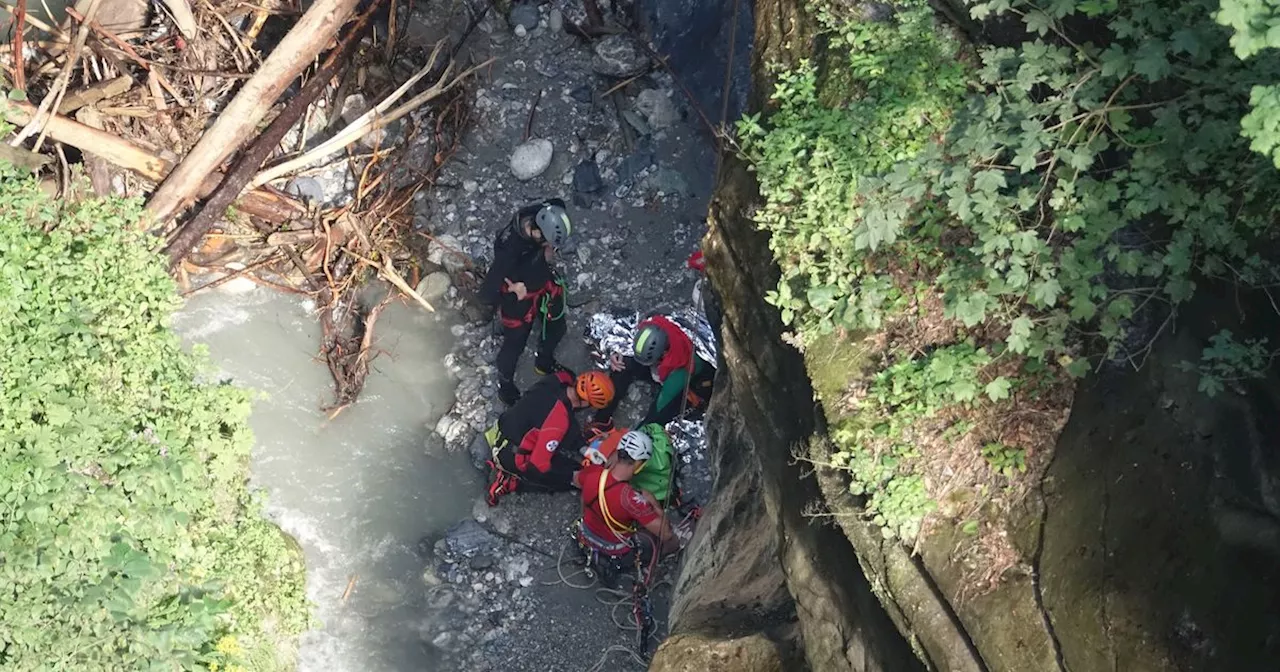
[497,371,579,474]
[638,315,693,382]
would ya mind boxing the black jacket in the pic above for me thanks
[480,199,565,322]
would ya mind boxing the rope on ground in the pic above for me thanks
[540,541,597,589]
[584,644,649,672]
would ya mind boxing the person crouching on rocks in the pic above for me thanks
[485,369,614,506]
[582,424,677,507]
[588,314,715,432]
[479,198,572,407]
[576,433,684,583]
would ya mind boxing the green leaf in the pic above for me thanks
[807,286,839,313]
[1031,278,1063,307]
[1023,10,1053,36]
[973,170,1007,194]
[984,377,1013,401]
[1133,40,1171,80]
[8,89,27,102]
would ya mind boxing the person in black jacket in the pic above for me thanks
[479,198,573,406]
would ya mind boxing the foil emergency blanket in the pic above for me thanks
[585,307,718,370]
[584,308,718,465]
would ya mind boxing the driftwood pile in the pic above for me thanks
[1,0,490,412]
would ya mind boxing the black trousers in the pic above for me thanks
[496,443,578,493]
[596,356,715,426]
[496,313,567,386]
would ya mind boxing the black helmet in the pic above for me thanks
[533,203,571,249]
[633,324,668,366]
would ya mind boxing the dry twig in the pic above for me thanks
[11,0,103,151]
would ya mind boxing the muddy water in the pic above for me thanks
[172,284,480,672]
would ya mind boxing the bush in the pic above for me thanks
[740,0,1280,541]
[0,164,308,670]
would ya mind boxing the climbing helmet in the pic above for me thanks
[633,323,669,366]
[534,203,572,249]
[618,430,653,462]
[576,370,615,410]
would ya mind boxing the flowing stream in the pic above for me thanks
[172,283,479,672]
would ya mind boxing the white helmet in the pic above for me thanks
[618,430,653,461]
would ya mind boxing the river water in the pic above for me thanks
[172,283,480,671]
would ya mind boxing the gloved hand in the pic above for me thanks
[583,417,614,438]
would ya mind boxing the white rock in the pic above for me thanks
[548,8,564,33]
[514,24,527,38]
[509,138,554,180]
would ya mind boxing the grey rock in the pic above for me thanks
[635,88,679,129]
[340,93,370,124]
[428,234,468,274]
[649,167,690,196]
[514,24,527,38]
[469,555,496,571]
[548,8,564,33]
[573,160,604,193]
[444,519,502,557]
[468,432,491,472]
[508,3,539,30]
[591,35,651,77]
[569,84,593,104]
[618,147,655,183]
[285,176,327,204]
[509,138,554,180]
[417,271,452,302]
[622,109,650,135]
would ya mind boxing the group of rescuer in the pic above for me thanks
[477,198,713,573]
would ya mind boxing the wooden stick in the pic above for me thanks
[252,42,447,187]
[57,75,133,114]
[162,3,380,266]
[158,0,198,39]
[2,101,303,222]
[10,0,101,151]
[12,0,26,92]
[145,0,362,225]
[251,53,494,188]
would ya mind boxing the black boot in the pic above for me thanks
[498,380,521,406]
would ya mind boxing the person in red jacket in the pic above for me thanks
[590,313,715,429]
[485,369,615,506]
[576,438,682,577]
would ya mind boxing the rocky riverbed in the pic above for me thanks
[390,1,722,669]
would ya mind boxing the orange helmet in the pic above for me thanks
[576,370,615,410]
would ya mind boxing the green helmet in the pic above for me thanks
[633,323,668,366]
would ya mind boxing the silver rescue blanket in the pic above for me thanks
[584,308,717,465]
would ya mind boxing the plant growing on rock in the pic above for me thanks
[740,0,1280,549]
[0,162,308,670]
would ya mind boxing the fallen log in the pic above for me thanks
[145,0,362,225]
[2,101,304,223]
[163,2,378,266]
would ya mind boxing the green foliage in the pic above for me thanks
[981,443,1027,478]
[0,166,308,670]
[743,0,1280,540]
[830,344,995,538]
[1178,329,1274,396]
[737,0,968,332]
[1216,0,1280,166]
